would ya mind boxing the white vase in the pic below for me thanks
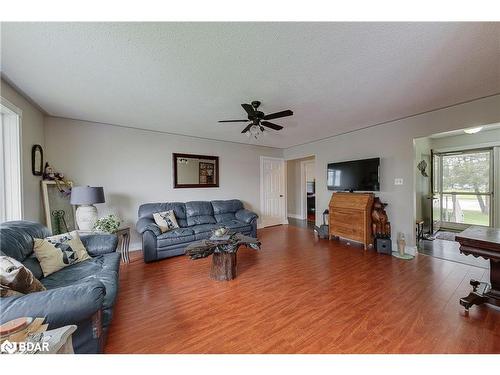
[76,205,98,231]
[397,233,406,256]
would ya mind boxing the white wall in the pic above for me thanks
[430,127,500,151]
[414,137,431,226]
[44,117,282,248]
[284,94,500,247]
[286,159,301,217]
[1,78,45,222]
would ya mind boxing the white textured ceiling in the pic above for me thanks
[1,22,499,148]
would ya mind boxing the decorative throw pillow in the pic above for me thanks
[33,231,92,277]
[0,256,46,296]
[153,210,180,233]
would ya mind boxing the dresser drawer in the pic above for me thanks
[330,209,363,226]
[331,226,364,242]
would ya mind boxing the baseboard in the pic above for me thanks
[287,213,306,220]
[258,219,289,229]
[391,243,418,256]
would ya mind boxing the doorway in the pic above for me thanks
[431,148,494,232]
[286,156,316,229]
[260,156,287,227]
[413,123,499,269]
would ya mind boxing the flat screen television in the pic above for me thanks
[327,157,380,192]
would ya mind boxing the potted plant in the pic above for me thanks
[93,214,121,234]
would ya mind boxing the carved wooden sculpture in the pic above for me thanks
[371,197,391,238]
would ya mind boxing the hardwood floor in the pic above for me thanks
[419,238,489,269]
[105,225,500,354]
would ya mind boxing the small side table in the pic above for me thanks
[43,325,77,354]
[0,318,76,354]
[115,227,131,263]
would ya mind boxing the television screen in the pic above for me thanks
[327,157,380,191]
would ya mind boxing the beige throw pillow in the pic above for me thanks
[33,231,91,277]
[153,210,179,233]
[0,256,46,296]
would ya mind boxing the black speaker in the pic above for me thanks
[376,238,392,255]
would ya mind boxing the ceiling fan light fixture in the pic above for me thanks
[463,126,483,134]
[219,100,293,140]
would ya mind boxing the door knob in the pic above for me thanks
[279,194,284,197]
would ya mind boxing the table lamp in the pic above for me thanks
[70,186,105,231]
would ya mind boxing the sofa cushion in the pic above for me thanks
[138,203,188,227]
[0,221,51,263]
[211,200,243,223]
[191,224,218,235]
[186,201,216,226]
[212,200,244,214]
[213,212,235,223]
[218,220,252,233]
[194,231,212,241]
[157,230,195,247]
[41,253,120,315]
[158,228,194,238]
[22,254,43,280]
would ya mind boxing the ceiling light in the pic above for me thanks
[464,127,483,134]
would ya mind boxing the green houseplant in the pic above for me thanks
[93,214,121,234]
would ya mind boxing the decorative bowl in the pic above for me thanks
[213,227,229,237]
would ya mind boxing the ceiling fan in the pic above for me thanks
[218,101,293,138]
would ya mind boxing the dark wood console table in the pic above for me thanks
[455,226,500,311]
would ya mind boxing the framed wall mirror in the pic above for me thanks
[173,153,219,188]
[32,144,43,176]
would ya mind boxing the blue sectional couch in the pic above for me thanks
[136,199,258,263]
[0,220,119,354]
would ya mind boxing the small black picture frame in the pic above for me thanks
[31,144,43,176]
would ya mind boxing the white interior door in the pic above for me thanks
[260,157,286,227]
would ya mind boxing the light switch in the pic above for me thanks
[394,178,404,185]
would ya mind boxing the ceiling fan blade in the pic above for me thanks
[263,110,293,120]
[261,121,283,131]
[241,103,255,116]
[218,120,249,123]
[241,124,253,133]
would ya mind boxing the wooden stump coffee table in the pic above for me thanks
[185,233,261,281]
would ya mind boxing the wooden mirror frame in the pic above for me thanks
[173,153,219,188]
[31,144,43,176]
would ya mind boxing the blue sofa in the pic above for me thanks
[136,200,258,263]
[0,220,119,354]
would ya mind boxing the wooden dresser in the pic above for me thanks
[328,192,374,249]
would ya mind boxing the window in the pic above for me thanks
[433,149,493,228]
[0,98,23,222]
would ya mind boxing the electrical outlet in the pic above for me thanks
[394,178,404,185]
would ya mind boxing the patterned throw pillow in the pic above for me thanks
[0,256,46,296]
[153,210,180,233]
[33,231,92,277]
